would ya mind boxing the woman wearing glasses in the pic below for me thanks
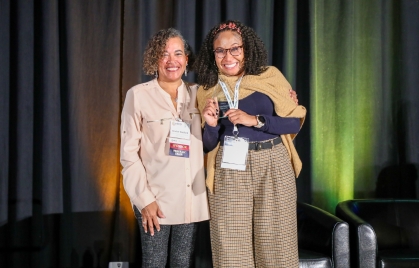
[194,20,306,267]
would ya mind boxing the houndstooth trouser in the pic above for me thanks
[209,140,299,268]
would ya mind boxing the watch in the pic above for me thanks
[254,115,265,128]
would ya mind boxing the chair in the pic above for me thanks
[297,202,350,268]
[336,199,419,268]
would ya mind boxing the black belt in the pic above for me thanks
[248,137,281,151]
[221,137,281,151]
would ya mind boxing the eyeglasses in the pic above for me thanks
[213,45,243,59]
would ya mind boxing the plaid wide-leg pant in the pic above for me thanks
[209,141,299,268]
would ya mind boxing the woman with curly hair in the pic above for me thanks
[195,20,306,267]
[120,28,209,267]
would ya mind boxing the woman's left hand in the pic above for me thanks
[224,109,258,127]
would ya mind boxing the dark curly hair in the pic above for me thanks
[143,28,194,76]
[193,20,268,90]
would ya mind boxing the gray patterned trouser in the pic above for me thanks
[133,206,198,268]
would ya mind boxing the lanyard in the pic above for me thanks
[218,75,243,136]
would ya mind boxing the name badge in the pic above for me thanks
[168,137,190,158]
[221,136,249,171]
[170,120,191,140]
[168,120,190,158]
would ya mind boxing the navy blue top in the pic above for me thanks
[203,91,301,152]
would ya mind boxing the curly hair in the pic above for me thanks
[193,20,268,90]
[143,28,194,76]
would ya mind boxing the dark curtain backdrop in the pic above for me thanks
[0,0,418,267]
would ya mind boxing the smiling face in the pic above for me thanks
[157,37,188,83]
[213,30,244,77]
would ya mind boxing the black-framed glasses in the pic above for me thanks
[213,45,243,58]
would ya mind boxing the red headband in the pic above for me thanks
[213,22,242,36]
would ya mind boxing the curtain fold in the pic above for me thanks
[0,0,11,228]
[311,0,419,212]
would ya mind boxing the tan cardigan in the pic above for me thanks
[197,66,307,193]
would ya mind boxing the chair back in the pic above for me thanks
[343,200,419,249]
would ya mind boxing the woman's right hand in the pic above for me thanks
[202,97,219,127]
[141,201,165,236]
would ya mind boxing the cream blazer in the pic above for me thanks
[120,79,210,225]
